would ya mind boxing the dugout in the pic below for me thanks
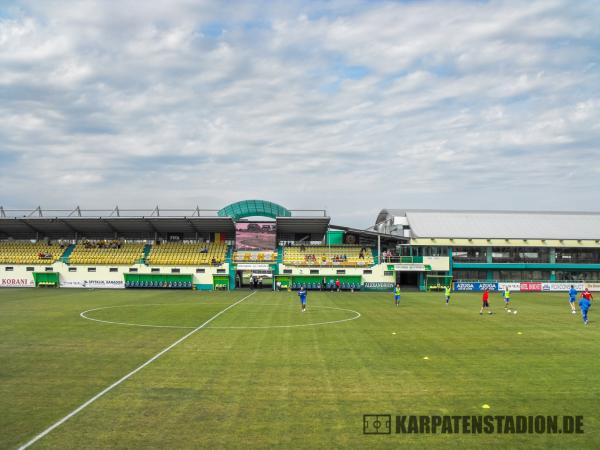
[33,272,59,287]
[124,273,193,289]
[290,275,362,291]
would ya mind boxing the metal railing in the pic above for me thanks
[379,256,424,264]
[0,206,329,218]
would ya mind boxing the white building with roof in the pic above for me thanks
[375,209,600,290]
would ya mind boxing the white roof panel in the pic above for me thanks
[379,210,600,240]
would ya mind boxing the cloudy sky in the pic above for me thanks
[0,0,599,228]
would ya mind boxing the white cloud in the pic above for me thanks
[0,0,599,227]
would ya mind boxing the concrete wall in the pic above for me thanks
[0,262,229,288]
[1,261,399,289]
[278,263,395,283]
[0,264,36,287]
[423,256,450,271]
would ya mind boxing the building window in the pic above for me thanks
[555,270,600,282]
[310,269,319,274]
[491,249,511,262]
[217,269,226,274]
[491,270,552,281]
[45,267,53,272]
[69,267,77,272]
[490,247,550,263]
[151,268,160,273]
[336,269,346,275]
[556,248,600,264]
[109,268,118,273]
[26,267,34,272]
[363,269,373,274]
[453,270,488,281]
[283,269,292,274]
[196,268,205,273]
[423,246,449,256]
[452,247,487,263]
[5,267,13,271]
[384,271,394,276]
[88,267,96,272]
[129,268,138,273]
[171,268,181,273]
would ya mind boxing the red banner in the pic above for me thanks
[520,282,542,292]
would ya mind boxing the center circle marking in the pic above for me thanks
[80,303,361,329]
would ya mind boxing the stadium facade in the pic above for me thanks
[1,201,599,292]
[376,209,600,291]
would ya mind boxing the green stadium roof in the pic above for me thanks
[218,200,291,221]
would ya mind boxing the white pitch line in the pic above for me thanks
[80,304,199,329]
[80,303,361,330]
[17,291,256,450]
[209,305,361,329]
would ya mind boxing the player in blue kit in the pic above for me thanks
[298,285,307,312]
[569,285,577,314]
[579,294,591,325]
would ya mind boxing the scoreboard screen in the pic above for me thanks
[235,222,276,250]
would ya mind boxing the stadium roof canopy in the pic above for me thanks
[329,224,409,242]
[0,216,237,240]
[0,205,330,240]
[375,209,600,240]
[218,200,291,220]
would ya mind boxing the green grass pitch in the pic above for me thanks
[0,288,598,449]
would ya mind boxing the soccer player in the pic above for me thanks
[394,284,401,307]
[579,293,591,325]
[582,288,593,302]
[568,285,577,314]
[503,287,511,311]
[444,284,451,305]
[480,288,492,315]
[298,285,307,312]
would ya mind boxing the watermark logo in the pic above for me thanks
[363,415,391,434]
[363,415,584,435]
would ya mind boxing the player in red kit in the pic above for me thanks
[480,288,493,315]
[582,288,593,302]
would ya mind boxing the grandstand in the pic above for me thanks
[0,202,599,292]
[0,241,65,264]
[146,242,227,266]
[68,242,145,265]
[233,250,277,263]
[375,209,600,290]
[283,245,373,266]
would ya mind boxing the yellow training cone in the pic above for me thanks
[423,356,429,360]
[482,404,490,409]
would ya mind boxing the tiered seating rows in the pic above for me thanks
[69,242,145,265]
[283,245,373,266]
[233,250,277,262]
[0,242,65,264]
[146,242,227,266]
[0,242,372,267]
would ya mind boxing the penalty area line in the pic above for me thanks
[17,291,256,450]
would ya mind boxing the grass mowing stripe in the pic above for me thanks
[16,291,256,450]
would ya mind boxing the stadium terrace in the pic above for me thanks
[1,200,600,293]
